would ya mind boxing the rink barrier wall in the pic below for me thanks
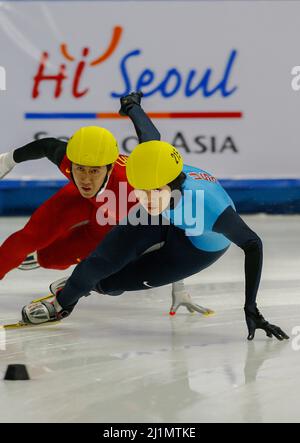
[0,179,299,215]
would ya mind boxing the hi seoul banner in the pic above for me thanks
[0,0,298,179]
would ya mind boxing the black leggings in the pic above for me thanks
[58,206,262,310]
[58,214,228,309]
[98,223,228,294]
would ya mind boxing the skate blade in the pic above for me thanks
[31,293,53,303]
[169,309,215,317]
[1,321,60,330]
[202,309,215,317]
[18,264,40,271]
[190,309,215,317]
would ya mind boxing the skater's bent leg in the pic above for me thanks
[99,226,228,293]
[38,223,108,270]
[57,219,169,307]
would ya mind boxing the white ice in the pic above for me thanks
[0,215,299,423]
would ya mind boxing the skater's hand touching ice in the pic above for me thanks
[244,305,289,341]
[0,152,16,179]
[169,281,214,316]
[119,91,143,116]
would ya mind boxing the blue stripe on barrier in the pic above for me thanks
[0,179,299,215]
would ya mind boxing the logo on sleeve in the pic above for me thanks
[188,172,217,183]
[115,155,128,167]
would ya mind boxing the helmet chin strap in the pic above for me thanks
[94,163,115,198]
[94,171,110,197]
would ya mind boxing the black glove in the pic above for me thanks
[119,91,143,116]
[244,306,289,341]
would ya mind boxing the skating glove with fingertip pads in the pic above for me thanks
[244,305,289,341]
[170,281,214,316]
[119,91,143,116]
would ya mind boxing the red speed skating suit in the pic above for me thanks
[0,154,134,279]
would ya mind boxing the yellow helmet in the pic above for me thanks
[67,126,119,166]
[126,141,183,190]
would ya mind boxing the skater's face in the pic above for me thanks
[72,163,109,198]
[134,185,171,215]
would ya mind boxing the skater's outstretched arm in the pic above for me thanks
[13,138,66,166]
[0,138,66,178]
[213,206,289,341]
[213,206,263,309]
[119,92,161,142]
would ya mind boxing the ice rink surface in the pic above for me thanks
[0,215,299,423]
